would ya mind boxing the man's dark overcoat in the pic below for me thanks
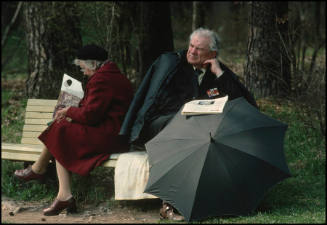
[119,50,258,144]
[39,61,133,176]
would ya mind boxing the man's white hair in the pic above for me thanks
[189,27,220,55]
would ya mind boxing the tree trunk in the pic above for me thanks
[275,1,291,96]
[138,2,174,80]
[24,2,82,98]
[309,1,325,74]
[192,1,205,31]
[244,2,291,98]
[108,2,174,88]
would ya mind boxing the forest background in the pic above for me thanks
[1,1,326,224]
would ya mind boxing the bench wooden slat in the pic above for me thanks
[23,124,48,132]
[2,151,118,166]
[2,143,43,162]
[26,105,55,112]
[102,160,116,167]
[109,153,120,160]
[21,138,43,145]
[2,143,120,158]
[27,99,58,106]
[2,142,118,168]
[2,143,43,153]
[22,131,42,138]
[25,112,53,119]
[2,152,40,162]
[25,118,52,125]
[1,143,118,167]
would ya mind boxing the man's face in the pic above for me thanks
[186,35,216,69]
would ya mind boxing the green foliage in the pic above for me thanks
[71,166,115,205]
[1,159,116,205]
[1,89,27,143]
[1,28,28,76]
[258,98,325,177]
[76,2,117,47]
[1,160,57,201]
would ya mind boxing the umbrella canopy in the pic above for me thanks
[144,97,291,222]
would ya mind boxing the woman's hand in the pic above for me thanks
[54,107,70,123]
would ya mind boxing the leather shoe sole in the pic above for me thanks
[43,197,77,216]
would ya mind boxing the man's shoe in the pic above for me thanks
[159,203,185,221]
[14,165,46,182]
[43,197,77,216]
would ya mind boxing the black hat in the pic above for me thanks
[76,44,108,61]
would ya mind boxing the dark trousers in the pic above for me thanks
[131,113,175,151]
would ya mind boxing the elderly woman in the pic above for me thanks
[14,44,133,216]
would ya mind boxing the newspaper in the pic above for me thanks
[181,95,228,115]
[48,74,84,125]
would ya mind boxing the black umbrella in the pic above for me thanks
[144,97,291,222]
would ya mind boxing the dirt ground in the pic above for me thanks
[1,196,171,224]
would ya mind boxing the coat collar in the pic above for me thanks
[87,61,121,82]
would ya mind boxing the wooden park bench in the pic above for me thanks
[1,99,119,167]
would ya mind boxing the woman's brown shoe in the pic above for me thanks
[43,197,77,216]
[14,165,46,182]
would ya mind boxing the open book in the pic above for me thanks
[49,74,84,125]
[181,95,228,115]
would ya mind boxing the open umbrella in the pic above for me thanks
[144,97,291,222]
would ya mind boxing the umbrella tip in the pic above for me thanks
[209,132,215,143]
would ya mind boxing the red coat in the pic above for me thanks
[39,61,133,176]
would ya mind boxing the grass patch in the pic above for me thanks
[1,80,325,223]
[257,98,325,177]
[72,166,115,205]
[1,88,27,143]
[1,160,57,201]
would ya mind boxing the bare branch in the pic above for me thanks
[1,1,23,48]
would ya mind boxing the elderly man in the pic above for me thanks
[120,28,258,220]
